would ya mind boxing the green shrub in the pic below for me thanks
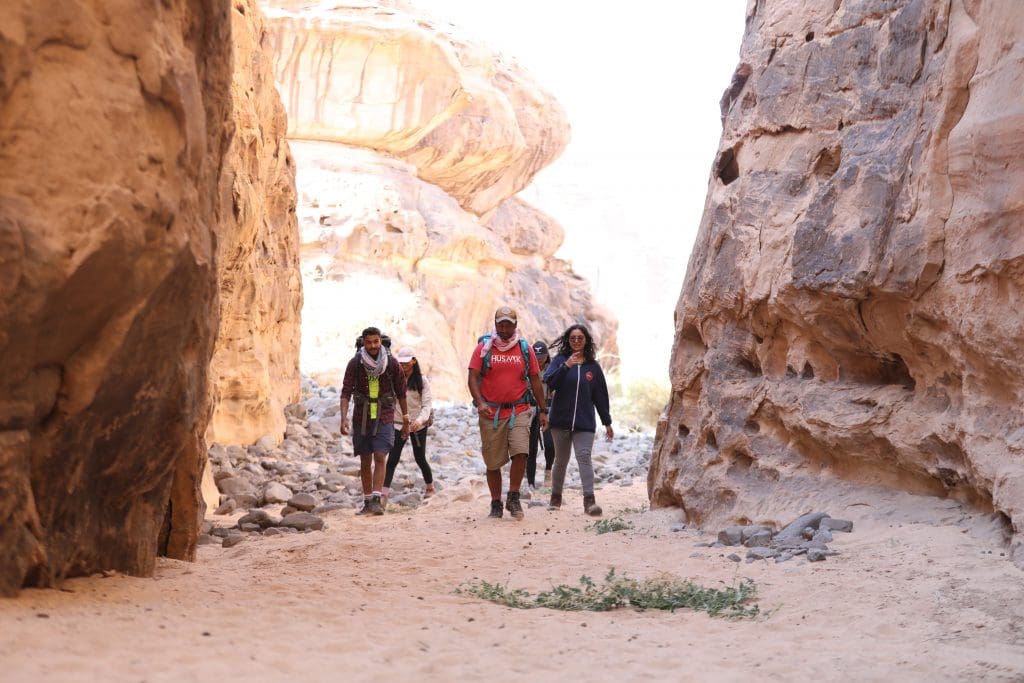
[587,515,633,534]
[610,377,670,431]
[456,568,759,619]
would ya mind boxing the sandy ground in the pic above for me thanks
[2,478,1024,682]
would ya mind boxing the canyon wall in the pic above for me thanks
[207,0,302,446]
[0,0,233,594]
[262,1,616,397]
[649,0,1024,565]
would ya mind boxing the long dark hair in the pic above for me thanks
[406,358,424,393]
[557,324,596,362]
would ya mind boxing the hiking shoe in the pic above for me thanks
[488,500,503,518]
[368,495,385,516]
[355,499,371,516]
[583,494,603,517]
[506,491,524,520]
[424,485,435,498]
[548,492,562,510]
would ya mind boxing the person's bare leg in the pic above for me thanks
[359,453,373,495]
[372,452,387,492]
[508,453,526,493]
[486,468,503,500]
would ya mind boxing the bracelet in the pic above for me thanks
[403,413,410,419]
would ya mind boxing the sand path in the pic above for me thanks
[2,479,1024,682]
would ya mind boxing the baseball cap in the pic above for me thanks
[494,306,518,324]
[395,347,415,362]
[532,341,549,359]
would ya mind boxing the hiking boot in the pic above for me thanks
[583,494,602,517]
[488,500,503,518]
[548,492,562,511]
[368,495,385,516]
[355,499,371,516]
[506,491,524,520]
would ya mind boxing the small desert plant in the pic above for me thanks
[456,568,759,619]
[610,377,670,431]
[588,515,633,535]
[618,504,648,515]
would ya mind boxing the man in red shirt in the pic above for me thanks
[467,306,548,519]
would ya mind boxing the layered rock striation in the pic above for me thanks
[650,1,1024,565]
[261,1,616,398]
[0,1,234,594]
[263,0,569,216]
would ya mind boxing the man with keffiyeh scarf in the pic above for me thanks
[467,306,548,520]
[341,326,410,516]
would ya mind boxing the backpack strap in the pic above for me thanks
[482,338,535,428]
[484,391,532,429]
[478,334,493,376]
[518,339,531,381]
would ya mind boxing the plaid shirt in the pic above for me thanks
[341,354,407,431]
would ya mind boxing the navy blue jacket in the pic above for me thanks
[543,354,612,433]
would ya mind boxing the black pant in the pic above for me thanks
[527,410,555,487]
[383,426,432,488]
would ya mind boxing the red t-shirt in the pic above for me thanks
[468,340,540,420]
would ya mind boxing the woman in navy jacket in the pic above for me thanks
[543,323,614,516]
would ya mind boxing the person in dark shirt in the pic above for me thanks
[340,326,410,516]
[527,340,556,490]
[543,324,613,516]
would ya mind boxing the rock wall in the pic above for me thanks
[260,1,616,398]
[294,141,616,399]
[0,1,234,594]
[262,0,569,216]
[649,0,1024,565]
[207,0,302,447]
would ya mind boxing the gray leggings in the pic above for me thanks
[550,429,596,495]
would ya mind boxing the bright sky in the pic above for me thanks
[412,1,748,382]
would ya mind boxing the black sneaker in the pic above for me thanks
[368,495,385,516]
[488,500,503,518]
[355,499,370,516]
[505,491,524,520]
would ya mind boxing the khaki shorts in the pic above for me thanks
[479,409,533,470]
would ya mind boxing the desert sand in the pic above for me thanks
[2,479,1023,682]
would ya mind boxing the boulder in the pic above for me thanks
[279,512,324,532]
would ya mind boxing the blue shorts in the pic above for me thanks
[353,419,395,455]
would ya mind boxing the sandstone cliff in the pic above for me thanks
[262,1,616,397]
[649,0,1024,565]
[263,0,569,217]
[0,1,233,594]
[207,0,302,447]
[293,141,616,399]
